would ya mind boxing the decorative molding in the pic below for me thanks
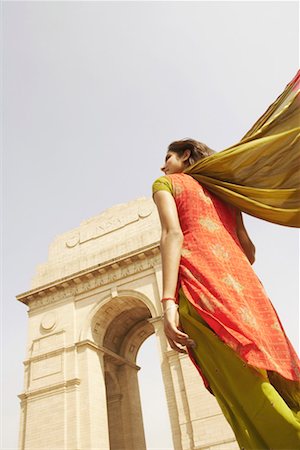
[18,378,81,401]
[16,245,161,310]
[110,285,118,298]
[24,339,69,365]
[76,339,140,370]
[24,337,141,370]
[32,330,65,356]
[40,311,57,331]
[65,202,154,248]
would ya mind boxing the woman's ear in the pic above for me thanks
[182,149,191,162]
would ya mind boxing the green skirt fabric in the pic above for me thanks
[178,289,300,449]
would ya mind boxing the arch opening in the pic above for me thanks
[137,334,174,450]
[91,295,158,450]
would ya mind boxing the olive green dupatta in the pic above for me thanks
[185,71,300,227]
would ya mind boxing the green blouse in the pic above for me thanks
[152,176,173,196]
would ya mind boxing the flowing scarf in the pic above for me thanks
[185,71,300,227]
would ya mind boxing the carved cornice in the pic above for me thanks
[16,244,161,310]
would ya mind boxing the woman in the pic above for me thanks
[152,139,300,449]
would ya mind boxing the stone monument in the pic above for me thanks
[17,197,238,450]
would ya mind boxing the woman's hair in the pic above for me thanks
[168,139,215,166]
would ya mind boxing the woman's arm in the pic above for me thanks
[154,190,183,298]
[236,210,256,264]
[153,189,194,352]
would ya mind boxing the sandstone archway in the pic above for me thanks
[17,197,237,450]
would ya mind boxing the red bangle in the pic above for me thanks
[161,297,176,303]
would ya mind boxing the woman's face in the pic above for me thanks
[161,151,187,175]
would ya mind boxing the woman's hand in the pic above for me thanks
[163,304,195,353]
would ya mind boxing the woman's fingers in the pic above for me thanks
[167,336,187,354]
[163,309,196,350]
[165,316,188,338]
[165,322,187,342]
[164,320,195,348]
[165,329,196,351]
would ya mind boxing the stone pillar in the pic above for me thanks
[118,364,147,450]
[17,307,82,450]
[179,355,238,450]
[168,353,195,450]
[105,369,126,450]
[152,316,238,450]
[77,343,110,450]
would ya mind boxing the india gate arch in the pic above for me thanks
[81,290,158,450]
[17,197,238,450]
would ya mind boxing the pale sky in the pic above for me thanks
[2,2,299,449]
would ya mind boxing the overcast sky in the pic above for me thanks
[2,1,299,449]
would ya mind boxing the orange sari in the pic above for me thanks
[153,172,300,447]
[167,172,300,383]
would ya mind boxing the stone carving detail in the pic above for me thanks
[66,234,80,248]
[93,322,101,335]
[41,312,57,331]
[65,202,154,248]
[138,203,153,219]
[28,254,161,310]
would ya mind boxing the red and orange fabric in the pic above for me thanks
[152,72,300,447]
[155,173,300,383]
[153,172,300,447]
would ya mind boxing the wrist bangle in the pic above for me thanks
[161,297,176,303]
